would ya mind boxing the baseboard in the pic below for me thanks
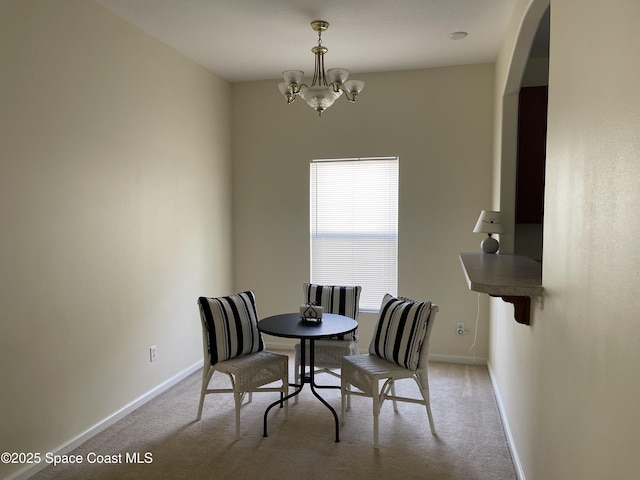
[7,360,202,480]
[429,353,487,365]
[487,363,526,480]
[264,342,486,366]
[267,342,487,365]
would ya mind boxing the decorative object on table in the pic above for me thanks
[196,291,288,439]
[278,20,365,116]
[473,210,504,254]
[341,294,439,449]
[300,302,323,322]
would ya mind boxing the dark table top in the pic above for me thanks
[258,313,357,340]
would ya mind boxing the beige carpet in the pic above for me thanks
[31,360,516,480]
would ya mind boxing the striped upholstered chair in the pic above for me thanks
[340,294,438,448]
[294,283,361,394]
[196,291,288,439]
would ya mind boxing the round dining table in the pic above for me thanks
[259,312,358,442]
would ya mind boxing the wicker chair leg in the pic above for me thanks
[233,391,242,440]
[373,378,380,449]
[425,399,436,435]
[197,366,215,421]
[417,373,436,435]
[390,380,399,412]
[341,376,348,424]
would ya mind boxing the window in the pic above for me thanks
[310,157,398,311]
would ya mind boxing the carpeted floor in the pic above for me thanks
[31,359,516,480]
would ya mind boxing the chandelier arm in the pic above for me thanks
[342,89,358,103]
[291,82,307,95]
[285,81,310,103]
[320,54,327,86]
[312,55,320,86]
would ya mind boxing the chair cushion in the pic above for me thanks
[303,283,361,340]
[198,291,264,365]
[369,294,431,371]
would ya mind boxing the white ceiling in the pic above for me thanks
[95,0,522,83]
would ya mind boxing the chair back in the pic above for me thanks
[198,291,264,366]
[303,283,361,341]
[417,304,438,370]
[303,283,362,319]
[198,301,211,366]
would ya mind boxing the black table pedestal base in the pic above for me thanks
[263,338,340,442]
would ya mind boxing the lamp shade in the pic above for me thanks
[473,210,503,234]
[327,68,349,84]
[282,70,304,85]
[343,79,365,94]
[278,82,291,95]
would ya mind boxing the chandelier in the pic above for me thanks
[278,20,365,116]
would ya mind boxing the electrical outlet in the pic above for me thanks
[150,346,157,362]
[456,322,465,335]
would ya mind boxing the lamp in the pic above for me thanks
[278,20,365,116]
[473,210,503,254]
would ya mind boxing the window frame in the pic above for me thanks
[309,156,399,312]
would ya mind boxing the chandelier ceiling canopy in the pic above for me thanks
[278,20,365,117]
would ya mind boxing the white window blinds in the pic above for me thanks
[310,157,398,311]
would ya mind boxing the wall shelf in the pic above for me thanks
[459,253,543,325]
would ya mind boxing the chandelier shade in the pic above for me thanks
[298,86,343,111]
[278,20,365,116]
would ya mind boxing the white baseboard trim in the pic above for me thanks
[7,360,202,480]
[265,342,487,366]
[429,353,488,365]
[487,363,526,480]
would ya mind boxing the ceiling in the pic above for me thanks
[95,0,533,83]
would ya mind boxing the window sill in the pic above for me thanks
[459,252,543,325]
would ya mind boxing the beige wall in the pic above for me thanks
[0,2,232,478]
[231,65,496,361]
[491,0,640,479]
[11,1,638,479]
